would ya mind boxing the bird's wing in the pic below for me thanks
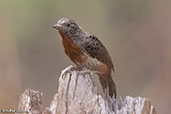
[82,33,114,71]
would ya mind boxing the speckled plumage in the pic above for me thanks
[82,33,114,72]
[53,17,116,97]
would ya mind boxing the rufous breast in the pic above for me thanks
[59,31,88,64]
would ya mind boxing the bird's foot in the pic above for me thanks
[61,65,79,79]
[80,68,99,76]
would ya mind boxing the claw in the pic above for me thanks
[61,65,78,79]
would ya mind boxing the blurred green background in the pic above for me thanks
[0,0,171,113]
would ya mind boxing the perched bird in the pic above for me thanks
[53,17,116,97]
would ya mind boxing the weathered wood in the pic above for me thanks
[17,65,156,114]
[17,89,43,114]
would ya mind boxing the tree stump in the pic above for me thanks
[17,65,156,114]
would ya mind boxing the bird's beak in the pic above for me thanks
[52,24,58,29]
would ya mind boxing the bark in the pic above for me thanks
[17,65,156,114]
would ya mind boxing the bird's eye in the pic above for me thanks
[67,24,70,27]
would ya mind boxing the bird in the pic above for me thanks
[53,17,116,98]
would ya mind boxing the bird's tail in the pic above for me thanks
[99,74,116,98]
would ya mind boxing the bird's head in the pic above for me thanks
[53,17,81,36]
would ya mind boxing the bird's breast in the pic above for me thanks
[59,31,109,76]
[60,31,87,64]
